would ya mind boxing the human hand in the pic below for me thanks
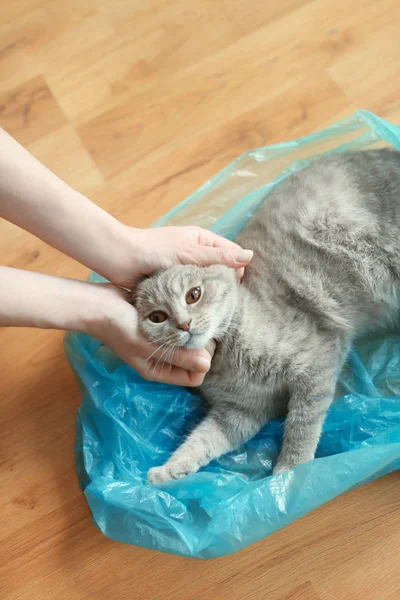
[112,225,253,289]
[0,130,252,295]
[91,284,215,386]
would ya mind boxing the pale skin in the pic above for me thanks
[0,129,253,386]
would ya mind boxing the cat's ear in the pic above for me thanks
[130,273,152,305]
[201,264,237,281]
[130,286,140,306]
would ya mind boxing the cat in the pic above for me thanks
[133,149,400,484]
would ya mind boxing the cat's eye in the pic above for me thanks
[186,287,201,305]
[148,311,168,324]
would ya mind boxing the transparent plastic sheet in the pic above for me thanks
[65,110,400,559]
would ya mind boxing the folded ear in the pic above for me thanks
[201,264,238,282]
[130,273,149,305]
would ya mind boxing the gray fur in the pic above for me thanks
[134,149,400,483]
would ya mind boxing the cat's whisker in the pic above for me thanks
[165,342,178,367]
[171,344,180,372]
[150,350,168,375]
[146,340,171,362]
[154,345,173,372]
[145,334,173,346]
[161,345,172,372]
[166,344,178,372]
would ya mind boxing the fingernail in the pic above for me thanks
[194,356,211,372]
[236,249,253,263]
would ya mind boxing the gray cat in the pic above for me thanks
[134,149,400,484]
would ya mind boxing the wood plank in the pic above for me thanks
[27,125,105,196]
[91,74,350,227]
[77,0,397,180]
[0,76,66,145]
[47,0,310,121]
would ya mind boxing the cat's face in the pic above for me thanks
[134,265,238,349]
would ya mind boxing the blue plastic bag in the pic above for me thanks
[65,110,400,559]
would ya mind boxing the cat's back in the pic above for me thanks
[237,149,400,250]
[235,149,400,329]
[204,150,400,412]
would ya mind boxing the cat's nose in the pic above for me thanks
[176,319,192,332]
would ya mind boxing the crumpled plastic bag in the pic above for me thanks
[65,110,400,559]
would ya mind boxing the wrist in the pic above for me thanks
[0,267,128,335]
[73,201,132,284]
[35,280,113,335]
[79,283,131,340]
[102,224,145,288]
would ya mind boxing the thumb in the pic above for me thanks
[184,246,253,268]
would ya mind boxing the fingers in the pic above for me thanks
[182,245,253,269]
[130,340,217,386]
[134,358,207,387]
[195,230,252,273]
[177,227,254,269]
[150,345,211,373]
[236,267,245,282]
[196,229,242,251]
[205,339,216,357]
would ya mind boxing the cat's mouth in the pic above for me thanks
[179,331,211,350]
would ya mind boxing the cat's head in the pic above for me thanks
[133,265,238,349]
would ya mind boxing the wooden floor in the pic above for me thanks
[1,0,400,598]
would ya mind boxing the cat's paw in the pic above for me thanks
[147,461,195,484]
[273,453,314,475]
[272,463,292,476]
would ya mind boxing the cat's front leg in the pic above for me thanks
[273,355,342,475]
[273,334,350,475]
[147,405,262,484]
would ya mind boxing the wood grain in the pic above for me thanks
[0,76,66,146]
[0,0,400,599]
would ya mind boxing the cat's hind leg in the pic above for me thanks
[147,404,262,484]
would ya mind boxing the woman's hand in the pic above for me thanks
[0,267,214,387]
[113,225,253,289]
[0,130,252,385]
[92,285,214,386]
[95,226,251,385]
[0,128,252,290]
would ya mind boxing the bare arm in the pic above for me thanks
[0,129,132,285]
[0,266,212,386]
[0,266,110,331]
[0,129,252,386]
[0,128,252,288]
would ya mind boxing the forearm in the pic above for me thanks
[0,129,135,283]
[0,266,111,333]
